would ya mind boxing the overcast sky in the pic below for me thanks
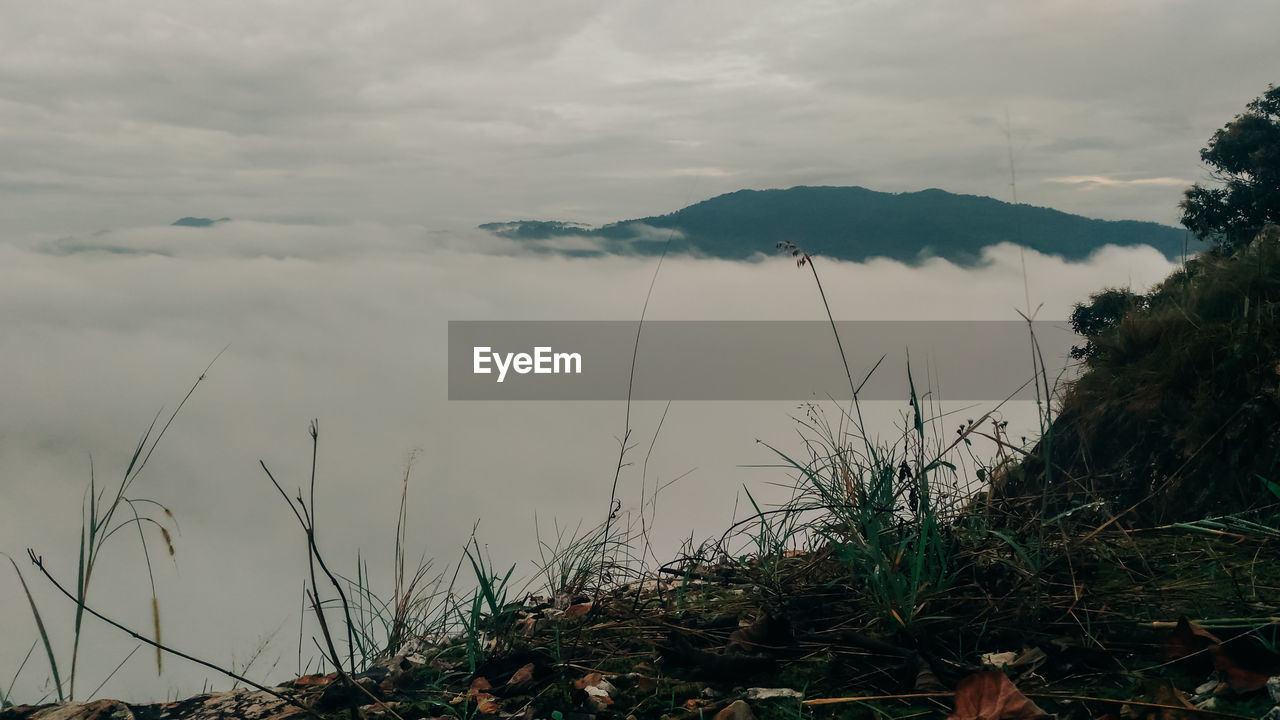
[3,1,1279,238]
[1,0,1275,706]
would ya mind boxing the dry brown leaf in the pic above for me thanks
[1163,617,1221,664]
[462,676,502,713]
[1210,636,1280,693]
[947,671,1049,720]
[508,662,535,687]
[1148,680,1197,719]
[565,602,593,618]
[573,672,604,690]
[1165,617,1280,693]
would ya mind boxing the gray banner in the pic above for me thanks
[448,321,1078,401]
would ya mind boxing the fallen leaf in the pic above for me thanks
[508,662,535,687]
[572,672,615,710]
[1163,617,1220,664]
[1148,679,1197,719]
[947,671,1048,720]
[573,672,604,690]
[713,700,757,720]
[565,602,593,618]
[1210,635,1280,693]
[515,616,537,636]
[460,676,502,714]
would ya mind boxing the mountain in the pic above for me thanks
[479,186,1189,264]
[171,216,230,227]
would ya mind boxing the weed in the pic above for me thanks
[457,536,516,673]
[342,453,453,670]
[5,357,216,701]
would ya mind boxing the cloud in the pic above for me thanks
[0,222,1179,701]
[671,167,734,178]
[0,2,1277,237]
[1047,175,1190,188]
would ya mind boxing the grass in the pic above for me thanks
[342,453,453,671]
[1006,225,1280,524]
[5,356,216,703]
[534,515,618,599]
[458,536,517,674]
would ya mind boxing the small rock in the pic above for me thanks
[745,688,802,701]
[1194,679,1220,696]
[712,700,756,720]
[1269,676,1280,704]
[981,651,1018,668]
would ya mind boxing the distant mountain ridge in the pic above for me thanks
[479,186,1189,264]
[172,216,230,227]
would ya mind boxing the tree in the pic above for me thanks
[1180,85,1280,249]
[1067,287,1144,361]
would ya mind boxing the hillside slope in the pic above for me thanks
[993,226,1280,524]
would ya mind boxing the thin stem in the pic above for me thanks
[26,549,324,720]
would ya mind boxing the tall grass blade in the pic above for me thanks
[4,555,63,702]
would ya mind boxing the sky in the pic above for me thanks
[0,0,1275,706]
[3,1,1278,237]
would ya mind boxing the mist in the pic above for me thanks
[0,221,1178,701]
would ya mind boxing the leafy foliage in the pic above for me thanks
[1067,288,1144,360]
[1181,85,1280,249]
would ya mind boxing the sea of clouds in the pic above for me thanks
[0,221,1178,702]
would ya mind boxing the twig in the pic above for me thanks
[803,690,1256,719]
[25,549,325,720]
[803,692,951,705]
[260,421,362,720]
